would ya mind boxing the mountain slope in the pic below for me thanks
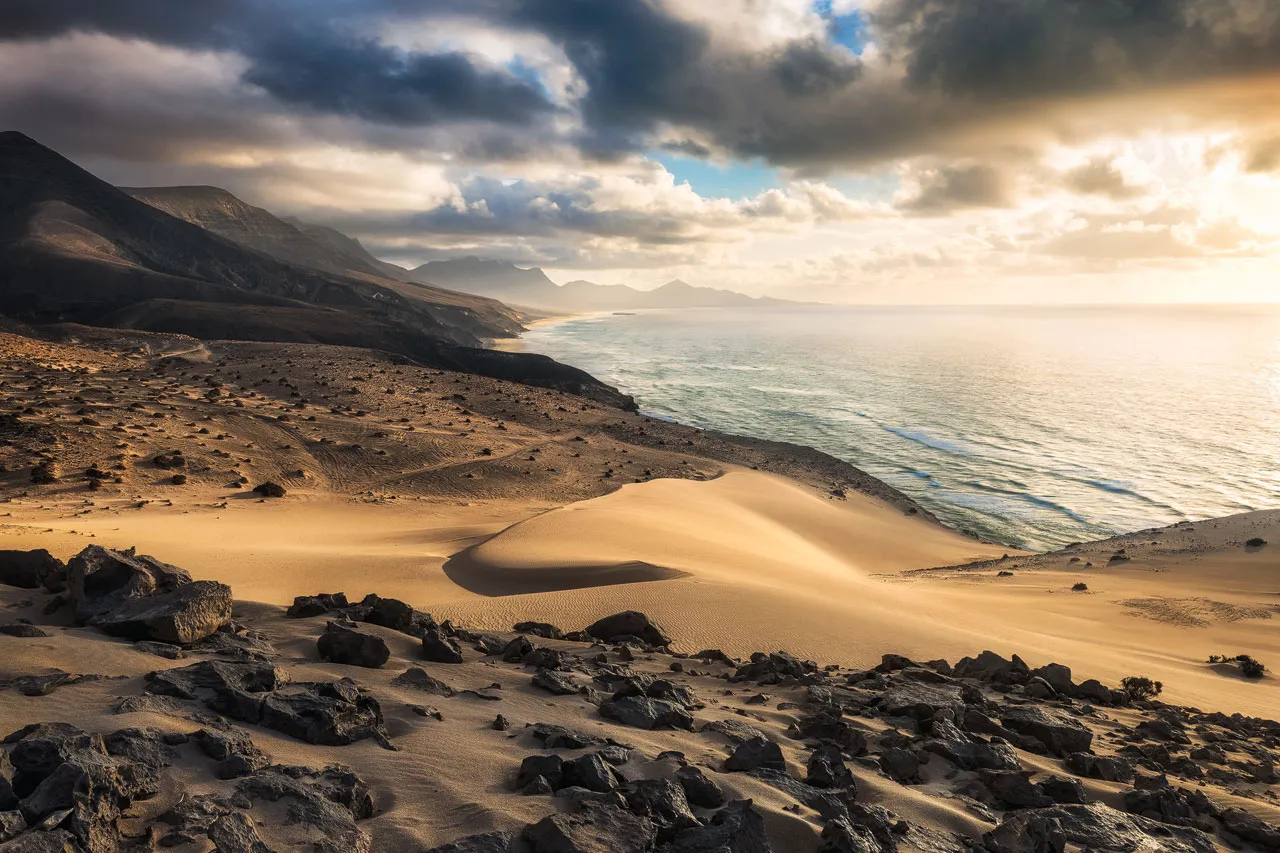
[409,257,804,311]
[0,132,634,408]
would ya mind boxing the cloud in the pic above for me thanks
[1061,157,1149,199]
[242,28,556,127]
[896,162,1013,213]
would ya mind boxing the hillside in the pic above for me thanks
[409,257,803,312]
[0,132,632,407]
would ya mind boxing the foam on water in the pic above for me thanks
[520,305,1280,551]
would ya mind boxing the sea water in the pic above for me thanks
[519,304,1280,551]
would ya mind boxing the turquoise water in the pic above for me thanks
[520,305,1280,551]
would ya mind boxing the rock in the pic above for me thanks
[92,579,233,644]
[1024,677,1056,699]
[356,594,429,636]
[502,636,534,662]
[514,621,564,640]
[209,679,387,746]
[563,753,621,793]
[391,667,455,697]
[724,737,785,773]
[923,736,1021,772]
[980,771,1052,809]
[67,546,192,621]
[145,659,289,699]
[0,550,63,590]
[1030,664,1075,696]
[954,651,1031,685]
[664,800,772,853]
[517,755,566,791]
[0,810,27,843]
[133,640,184,659]
[1000,706,1093,757]
[1074,679,1114,704]
[1064,752,1134,783]
[531,724,604,750]
[984,803,1214,853]
[1037,775,1087,805]
[0,624,48,638]
[820,816,880,853]
[1,828,83,851]
[791,707,868,755]
[532,669,579,696]
[732,651,815,684]
[1220,807,1280,848]
[585,611,671,647]
[424,831,517,853]
[879,747,922,784]
[287,593,349,618]
[252,482,286,498]
[317,622,389,668]
[623,778,697,841]
[674,765,724,809]
[807,745,854,789]
[879,681,965,720]
[422,628,464,664]
[598,696,694,731]
[237,766,372,853]
[192,728,268,779]
[522,801,656,853]
[209,811,273,853]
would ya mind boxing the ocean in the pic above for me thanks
[517,304,1280,551]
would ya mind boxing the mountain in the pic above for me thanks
[408,258,803,311]
[0,132,634,408]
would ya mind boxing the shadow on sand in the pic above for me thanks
[442,543,689,597]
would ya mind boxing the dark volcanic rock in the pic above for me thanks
[585,611,670,647]
[984,803,1214,853]
[422,628,464,664]
[531,724,604,750]
[513,621,563,640]
[532,668,579,696]
[0,550,64,590]
[145,659,289,699]
[0,624,48,638]
[807,744,854,789]
[954,651,1031,685]
[598,696,694,731]
[318,622,390,668]
[67,546,192,622]
[879,681,965,720]
[252,481,286,498]
[88,579,232,644]
[287,592,349,618]
[1000,706,1093,757]
[391,667,455,696]
[425,831,517,853]
[664,800,772,853]
[208,811,273,853]
[732,650,815,684]
[215,679,387,746]
[192,728,269,779]
[237,765,373,853]
[674,765,724,809]
[522,801,656,853]
[724,736,786,773]
[1064,752,1134,783]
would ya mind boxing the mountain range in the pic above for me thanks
[406,256,803,312]
[0,131,630,407]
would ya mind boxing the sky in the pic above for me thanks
[2,0,1279,303]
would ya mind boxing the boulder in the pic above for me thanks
[984,803,1214,853]
[879,681,965,720]
[208,811,273,853]
[1000,706,1093,757]
[532,669,579,696]
[236,765,372,853]
[424,831,517,853]
[252,482,286,498]
[521,801,656,853]
[664,800,772,853]
[87,579,232,644]
[0,624,48,638]
[879,747,922,784]
[513,621,563,640]
[725,737,785,773]
[317,622,390,668]
[192,728,268,779]
[980,771,1053,809]
[954,651,1031,684]
[807,745,854,789]
[226,679,387,746]
[598,697,694,731]
[585,611,670,647]
[422,628,464,664]
[1030,663,1075,696]
[67,546,192,621]
[674,765,724,809]
[287,593,349,618]
[0,550,63,591]
[145,659,289,699]
[1064,752,1134,783]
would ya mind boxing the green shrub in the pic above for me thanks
[1120,676,1163,702]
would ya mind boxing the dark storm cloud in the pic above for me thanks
[3,0,1280,171]
[874,0,1280,101]
[242,29,554,126]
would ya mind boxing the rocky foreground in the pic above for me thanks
[1,546,1278,853]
